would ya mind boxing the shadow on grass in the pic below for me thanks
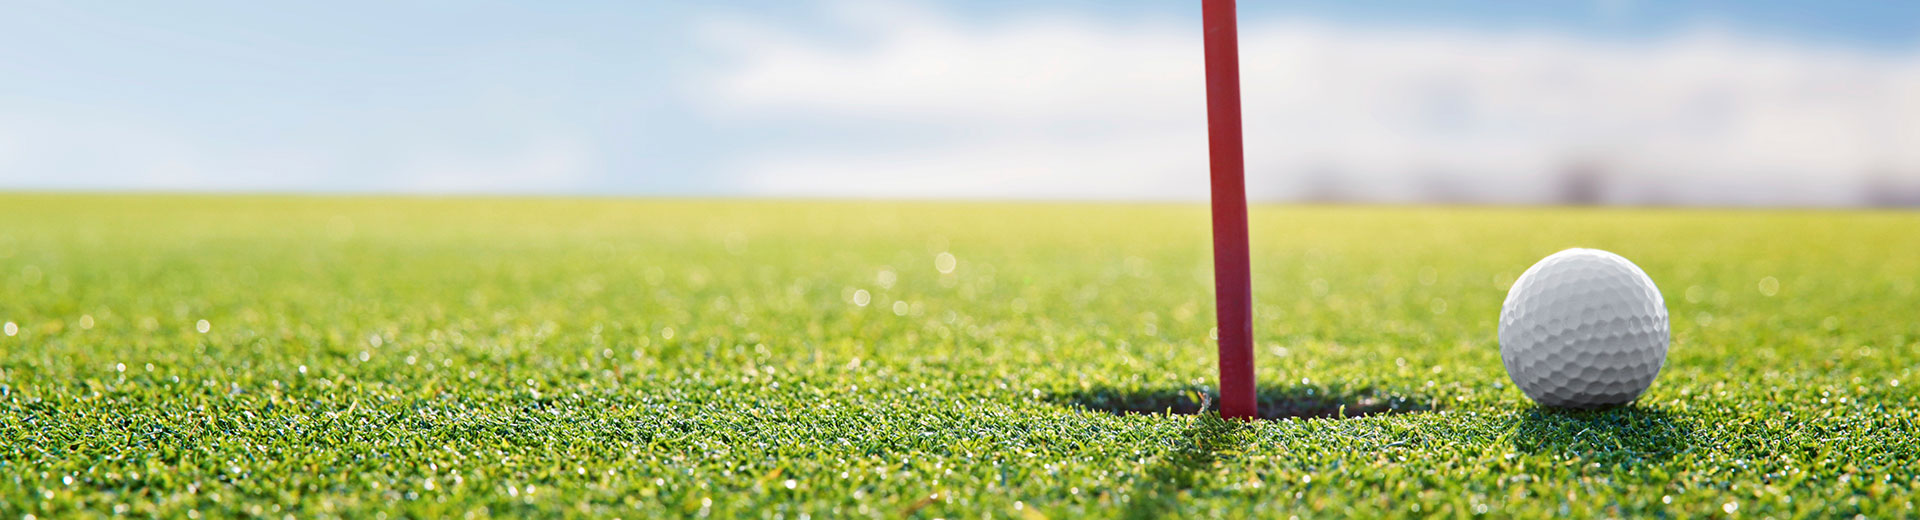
[1122,409,1250,519]
[1051,384,1432,421]
[1512,405,1696,467]
[1061,386,1427,517]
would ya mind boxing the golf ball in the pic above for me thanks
[1499,248,1668,408]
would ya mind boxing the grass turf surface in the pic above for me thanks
[2,194,1917,518]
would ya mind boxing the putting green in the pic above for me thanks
[2,194,1915,517]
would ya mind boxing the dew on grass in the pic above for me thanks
[3,322,15,336]
[852,290,871,307]
[724,232,747,255]
[1492,271,1515,289]
[196,320,211,333]
[935,252,957,274]
[1124,256,1150,277]
[1685,286,1706,304]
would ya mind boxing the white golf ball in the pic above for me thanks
[1499,248,1669,408]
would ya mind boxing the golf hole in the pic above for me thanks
[1052,386,1432,421]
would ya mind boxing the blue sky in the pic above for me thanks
[2,1,1916,202]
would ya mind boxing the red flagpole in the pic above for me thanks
[1202,0,1257,420]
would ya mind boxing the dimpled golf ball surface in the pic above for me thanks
[1500,248,1669,408]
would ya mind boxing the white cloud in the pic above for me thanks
[699,0,1920,205]
[393,137,597,194]
[0,113,595,195]
[0,117,250,190]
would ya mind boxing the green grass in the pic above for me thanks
[2,194,1917,518]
